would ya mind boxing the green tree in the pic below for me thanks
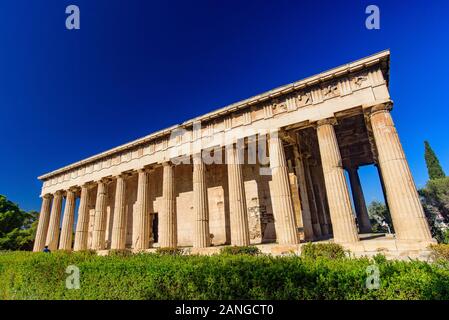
[419,177,449,243]
[0,195,38,250]
[419,141,449,243]
[0,195,25,237]
[367,200,393,233]
[424,141,445,180]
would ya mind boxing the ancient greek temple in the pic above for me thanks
[33,50,434,255]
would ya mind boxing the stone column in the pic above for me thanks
[304,159,322,238]
[59,189,76,250]
[193,153,210,248]
[134,169,151,250]
[74,184,90,251]
[375,163,391,220]
[33,194,53,252]
[316,119,359,243]
[316,163,333,234]
[45,191,63,251]
[268,130,298,245]
[292,146,314,241]
[369,104,432,241]
[226,144,250,246]
[347,166,372,233]
[91,180,109,250]
[311,165,330,235]
[111,175,127,250]
[160,162,177,248]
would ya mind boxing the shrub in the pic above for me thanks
[429,244,449,261]
[1,250,449,300]
[109,249,133,257]
[220,246,261,256]
[301,243,347,259]
[155,247,183,256]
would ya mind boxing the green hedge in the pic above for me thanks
[301,243,347,259]
[1,250,449,300]
[220,246,261,256]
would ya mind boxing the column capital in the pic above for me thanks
[137,166,153,174]
[367,102,393,116]
[63,187,79,198]
[96,177,113,185]
[316,117,338,127]
[53,190,64,197]
[67,186,79,193]
[162,161,174,167]
[115,171,133,179]
[77,181,95,190]
[42,193,53,199]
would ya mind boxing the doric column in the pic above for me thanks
[160,162,177,248]
[45,191,63,251]
[316,164,333,234]
[311,165,330,235]
[111,175,127,250]
[369,104,432,241]
[193,153,210,248]
[269,130,298,245]
[91,180,109,250]
[375,163,391,217]
[133,169,151,250]
[292,145,314,241]
[304,159,322,238]
[59,189,76,250]
[74,184,90,251]
[226,143,250,246]
[33,194,53,252]
[347,166,372,233]
[316,119,359,243]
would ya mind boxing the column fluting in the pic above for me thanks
[33,194,53,252]
[292,149,314,241]
[74,184,90,251]
[269,130,299,245]
[304,159,322,238]
[111,175,127,250]
[91,180,109,250]
[193,153,210,248]
[160,163,177,248]
[369,104,432,241]
[45,191,63,251]
[59,189,76,250]
[317,119,359,243]
[226,144,250,246]
[134,169,151,250]
[347,167,372,233]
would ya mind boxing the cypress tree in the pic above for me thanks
[424,141,445,180]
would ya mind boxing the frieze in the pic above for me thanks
[350,69,375,90]
[321,81,340,99]
[296,91,312,107]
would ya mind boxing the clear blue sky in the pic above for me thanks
[0,0,448,211]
